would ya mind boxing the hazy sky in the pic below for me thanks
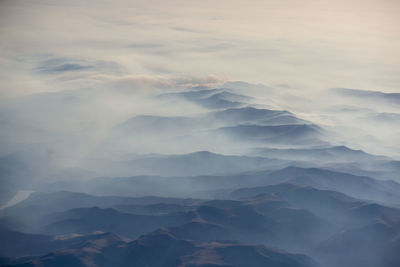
[0,0,399,161]
[1,0,399,98]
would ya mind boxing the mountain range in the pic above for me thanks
[1,85,399,267]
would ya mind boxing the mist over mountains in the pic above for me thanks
[0,80,399,267]
[1,0,400,266]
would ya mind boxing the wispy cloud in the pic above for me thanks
[34,57,125,76]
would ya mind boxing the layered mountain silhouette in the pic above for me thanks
[212,107,308,125]
[160,88,251,109]
[32,165,400,206]
[253,145,388,162]
[217,124,323,145]
[85,151,284,176]
[1,85,399,267]
[1,230,319,267]
[2,182,400,267]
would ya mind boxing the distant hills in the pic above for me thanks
[1,85,400,267]
[1,230,318,267]
[1,182,400,267]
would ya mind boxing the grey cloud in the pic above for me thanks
[170,26,204,33]
[34,57,125,76]
[126,43,165,50]
[333,88,400,105]
[125,43,173,56]
[361,112,400,123]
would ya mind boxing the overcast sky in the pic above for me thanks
[1,0,399,98]
[0,0,399,160]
